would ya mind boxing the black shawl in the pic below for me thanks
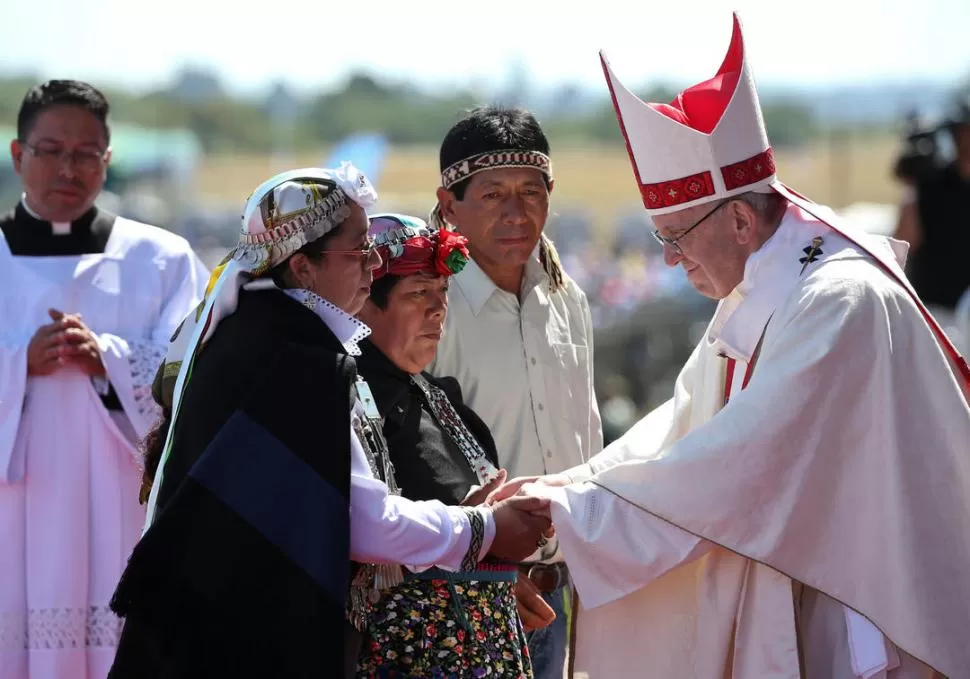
[109,288,356,678]
[354,340,500,506]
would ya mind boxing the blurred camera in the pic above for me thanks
[894,94,970,184]
[892,110,943,184]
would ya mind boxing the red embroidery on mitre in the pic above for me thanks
[642,172,716,209]
[602,14,773,211]
[721,148,776,191]
[648,14,744,134]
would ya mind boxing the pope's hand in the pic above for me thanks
[485,475,538,506]
[485,472,571,506]
[461,469,508,507]
[487,495,553,563]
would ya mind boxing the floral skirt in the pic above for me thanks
[356,567,531,679]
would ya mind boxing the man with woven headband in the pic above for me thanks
[352,213,552,676]
[490,14,970,678]
[428,107,603,679]
[108,165,551,678]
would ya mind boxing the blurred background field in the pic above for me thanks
[195,135,902,228]
[3,0,968,439]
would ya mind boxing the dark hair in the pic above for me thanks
[368,274,401,310]
[438,106,564,291]
[17,79,111,143]
[266,227,342,289]
[440,106,551,200]
[139,407,171,504]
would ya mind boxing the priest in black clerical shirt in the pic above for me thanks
[0,79,207,679]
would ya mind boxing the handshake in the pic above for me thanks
[460,469,574,631]
[461,469,571,563]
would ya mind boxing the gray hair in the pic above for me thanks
[732,190,786,218]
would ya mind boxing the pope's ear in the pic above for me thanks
[729,199,759,245]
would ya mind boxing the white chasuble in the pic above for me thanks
[540,205,968,678]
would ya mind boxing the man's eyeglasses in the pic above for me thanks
[22,143,107,171]
[652,199,729,256]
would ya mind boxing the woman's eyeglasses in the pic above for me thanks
[324,237,379,258]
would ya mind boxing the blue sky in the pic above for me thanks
[3,0,968,94]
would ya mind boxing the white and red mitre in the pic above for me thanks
[602,12,970,389]
[602,13,775,216]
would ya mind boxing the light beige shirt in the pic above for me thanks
[428,253,603,480]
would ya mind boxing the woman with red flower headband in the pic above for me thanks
[353,214,555,678]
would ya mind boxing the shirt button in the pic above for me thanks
[531,357,537,365]
[538,403,544,411]
[546,450,553,458]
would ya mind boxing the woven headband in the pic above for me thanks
[440,149,553,189]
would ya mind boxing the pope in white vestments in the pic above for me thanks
[501,15,970,679]
[0,80,209,678]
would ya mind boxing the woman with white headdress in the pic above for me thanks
[107,165,551,678]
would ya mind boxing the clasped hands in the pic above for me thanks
[461,469,573,631]
[460,469,571,562]
[27,308,105,377]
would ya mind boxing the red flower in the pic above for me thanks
[434,229,470,276]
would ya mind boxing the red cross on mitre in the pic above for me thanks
[600,13,779,215]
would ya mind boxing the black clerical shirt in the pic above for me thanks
[354,340,500,506]
[0,201,115,256]
[1,201,122,409]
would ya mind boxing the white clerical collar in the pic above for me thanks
[707,204,831,361]
[20,194,71,235]
[282,288,371,356]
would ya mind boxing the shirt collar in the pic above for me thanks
[282,288,371,356]
[452,242,548,316]
[20,194,73,235]
[707,204,830,361]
